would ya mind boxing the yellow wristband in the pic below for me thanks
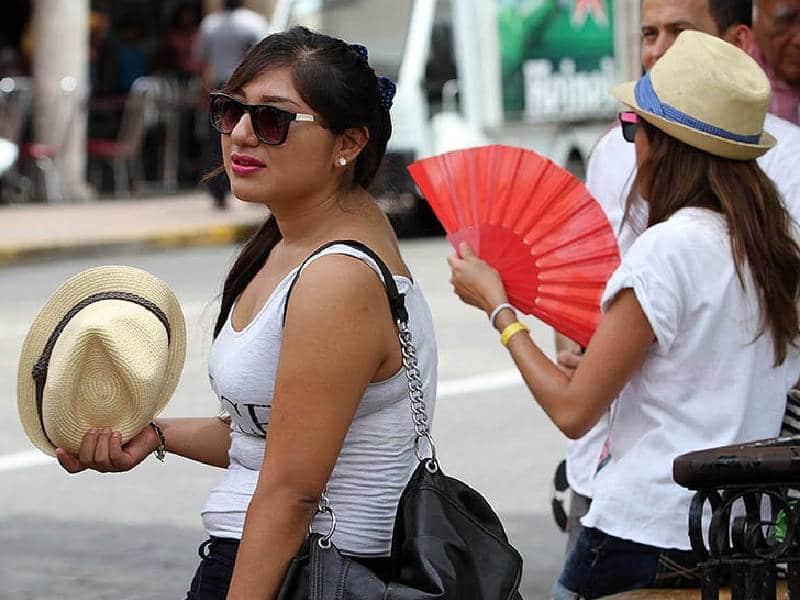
[500,321,530,347]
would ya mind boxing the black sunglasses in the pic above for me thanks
[619,111,640,144]
[209,92,317,145]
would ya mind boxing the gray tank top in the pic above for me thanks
[202,244,438,556]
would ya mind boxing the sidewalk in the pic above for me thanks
[0,193,267,266]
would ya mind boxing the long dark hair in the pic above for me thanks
[627,119,800,365]
[212,26,393,338]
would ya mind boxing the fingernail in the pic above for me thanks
[113,431,121,439]
[88,427,97,434]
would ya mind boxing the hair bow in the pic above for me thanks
[350,44,369,61]
[378,75,396,111]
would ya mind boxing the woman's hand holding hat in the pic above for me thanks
[55,424,159,474]
[17,266,186,457]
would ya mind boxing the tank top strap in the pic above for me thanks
[281,240,410,327]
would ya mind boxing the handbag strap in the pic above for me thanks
[282,239,439,547]
[282,239,436,466]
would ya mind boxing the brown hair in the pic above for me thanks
[626,119,800,365]
[210,27,393,338]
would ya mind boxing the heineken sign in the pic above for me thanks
[498,0,617,121]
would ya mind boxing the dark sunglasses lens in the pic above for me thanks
[254,106,290,145]
[210,97,243,134]
[621,122,638,143]
[619,112,639,143]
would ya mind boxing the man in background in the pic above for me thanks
[556,0,800,559]
[196,0,269,209]
[752,0,800,124]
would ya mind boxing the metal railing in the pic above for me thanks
[674,437,800,599]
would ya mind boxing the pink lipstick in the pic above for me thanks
[231,153,265,175]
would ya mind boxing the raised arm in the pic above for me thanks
[448,243,654,439]
[226,255,398,600]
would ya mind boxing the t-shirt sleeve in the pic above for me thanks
[247,15,270,40]
[600,226,685,353]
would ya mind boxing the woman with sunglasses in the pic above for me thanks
[448,31,800,598]
[55,26,438,599]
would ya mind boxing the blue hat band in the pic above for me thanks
[634,72,762,145]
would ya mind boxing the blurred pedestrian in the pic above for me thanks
[752,0,800,124]
[196,0,269,209]
[555,0,800,564]
[157,2,203,80]
[88,10,114,97]
[111,17,151,94]
[55,26,437,600]
[449,31,800,598]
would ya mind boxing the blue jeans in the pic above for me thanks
[552,527,700,599]
[185,537,239,600]
[185,537,392,599]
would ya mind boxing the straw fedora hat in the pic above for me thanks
[611,30,776,160]
[17,266,186,456]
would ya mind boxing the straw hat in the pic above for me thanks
[611,30,776,160]
[17,266,186,456]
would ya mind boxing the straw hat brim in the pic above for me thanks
[611,81,776,161]
[17,266,186,456]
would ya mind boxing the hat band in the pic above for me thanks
[634,72,762,145]
[31,291,172,448]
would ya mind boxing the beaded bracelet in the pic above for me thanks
[150,420,167,462]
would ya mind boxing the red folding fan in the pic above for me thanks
[408,144,620,347]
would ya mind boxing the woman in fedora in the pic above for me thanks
[447,31,800,598]
[51,27,438,599]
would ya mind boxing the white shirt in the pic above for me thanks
[566,113,800,498]
[196,8,270,84]
[580,208,800,549]
[202,245,438,556]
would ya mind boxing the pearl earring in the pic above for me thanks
[337,157,347,167]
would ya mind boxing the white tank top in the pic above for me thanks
[201,244,438,556]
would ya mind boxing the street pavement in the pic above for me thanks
[0,193,266,266]
[0,239,567,599]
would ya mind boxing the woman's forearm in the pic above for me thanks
[227,487,318,599]
[494,311,594,438]
[155,417,231,468]
[492,291,654,439]
[449,249,652,438]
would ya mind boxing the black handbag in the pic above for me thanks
[277,240,524,600]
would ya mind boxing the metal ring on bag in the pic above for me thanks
[415,435,438,472]
[313,505,337,549]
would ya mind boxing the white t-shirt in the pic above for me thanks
[202,245,438,556]
[196,8,270,85]
[580,207,800,549]
[566,112,800,498]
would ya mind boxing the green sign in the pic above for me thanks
[498,0,617,120]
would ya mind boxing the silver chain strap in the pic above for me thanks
[312,305,438,548]
[398,320,439,473]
